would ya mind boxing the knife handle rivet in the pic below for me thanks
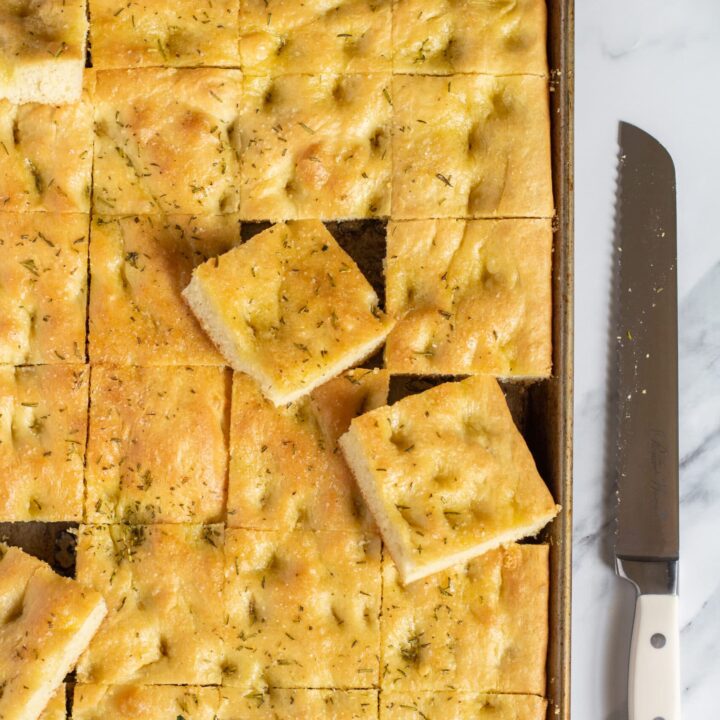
[650,633,666,649]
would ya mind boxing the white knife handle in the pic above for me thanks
[629,594,681,720]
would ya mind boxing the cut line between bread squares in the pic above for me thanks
[338,374,559,584]
[183,221,394,406]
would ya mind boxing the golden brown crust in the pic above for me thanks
[0,213,88,365]
[183,221,393,404]
[338,375,558,583]
[0,365,88,521]
[239,75,391,220]
[381,545,549,694]
[392,0,547,75]
[385,219,552,376]
[88,214,241,365]
[93,68,241,215]
[0,547,106,720]
[228,369,387,532]
[88,0,240,69]
[76,524,225,685]
[39,686,67,720]
[85,365,229,524]
[239,0,390,74]
[381,692,547,719]
[391,75,553,219]
[223,528,381,689]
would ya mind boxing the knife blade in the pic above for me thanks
[614,121,680,720]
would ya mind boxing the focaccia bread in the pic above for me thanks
[0,365,88,521]
[0,0,87,105]
[0,86,93,212]
[338,375,558,583]
[93,68,241,215]
[88,0,240,68]
[239,75,391,220]
[381,544,549,694]
[385,219,552,377]
[393,0,547,75]
[381,692,547,719]
[219,688,378,718]
[228,369,388,531]
[73,685,221,720]
[0,546,106,720]
[391,74,553,219]
[88,214,242,365]
[0,213,88,365]
[76,524,225,685]
[224,528,381,689]
[85,365,229,524]
[239,0,390,75]
[183,221,393,405]
[39,686,66,720]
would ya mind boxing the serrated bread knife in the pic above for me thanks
[614,121,680,720]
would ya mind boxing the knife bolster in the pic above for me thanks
[616,557,678,595]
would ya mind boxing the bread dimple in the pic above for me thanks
[239,75,392,221]
[391,74,553,220]
[88,0,240,69]
[223,528,381,690]
[93,68,241,215]
[76,524,225,685]
[381,691,547,719]
[0,365,89,522]
[385,218,552,377]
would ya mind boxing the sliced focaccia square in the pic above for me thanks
[381,545,549,694]
[88,0,240,68]
[0,546,106,720]
[228,369,388,531]
[391,75,553,220]
[0,365,88,521]
[219,688,378,718]
[0,88,93,212]
[0,0,87,105]
[76,524,225,685]
[392,0,547,75]
[239,75,391,220]
[223,528,381,689]
[338,375,558,583]
[88,214,242,365]
[239,0,390,75]
[385,219,552,377]
[93,68,241,215]
[183,221,393,405]
[85,365,229,524]
[39,686,67,720]
[0,213,88,365]
[381,692,547,719]
[73,685,221,719]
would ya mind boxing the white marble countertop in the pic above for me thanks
[573,0,720,716]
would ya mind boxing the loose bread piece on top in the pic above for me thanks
[338,375,558,583]
[0,0,88,105]
[382,692,547,719]
[85,365,229,524]
[228,368,388,531]
[385,219,552,377]
[381,544,549,694]
[89,214,242,365]
[76,524,225,685]
[391,74,553,220]
[183,221,393,405]
[93,68,241,215]
[0,365,88,521]
[224,528,381,689]
[239,0,390,75]
[39,686,67,720]
[393,0,547,75]
[239,75,391,220]
[88,0,240,69]
[0,213,88,365]
[0,546,106,720]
